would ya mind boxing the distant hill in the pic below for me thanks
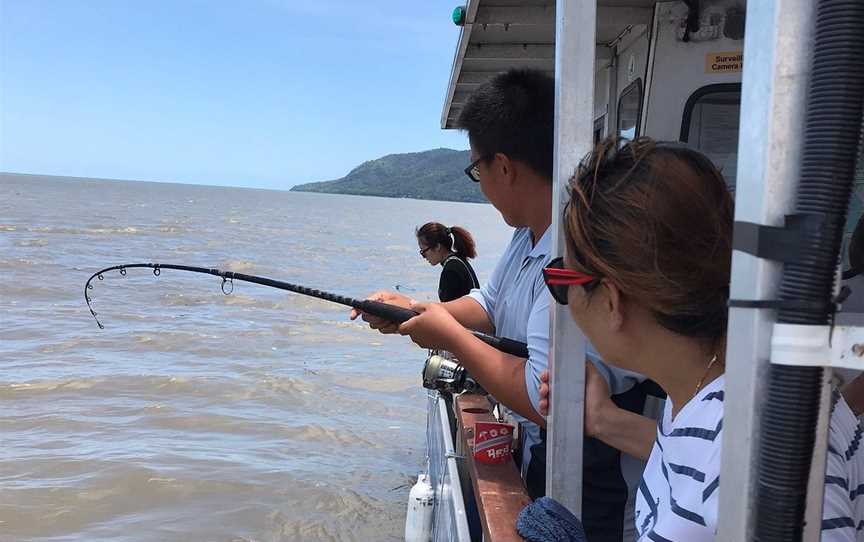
[290,148,487,203]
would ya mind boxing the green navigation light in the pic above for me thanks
[452,6,466,26]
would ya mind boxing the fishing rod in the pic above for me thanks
[83,263,530,358]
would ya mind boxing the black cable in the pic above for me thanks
[754,1,864,539]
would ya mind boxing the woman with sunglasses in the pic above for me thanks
[416,222,480,302]
[539,137,864,541]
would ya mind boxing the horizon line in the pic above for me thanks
[0,147,470,193]
[0,170,300,193]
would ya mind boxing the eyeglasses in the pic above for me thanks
[419,246,432,256]
[542,256,598,305]
[464,156,487,183]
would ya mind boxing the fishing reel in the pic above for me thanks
[422,352,485,395]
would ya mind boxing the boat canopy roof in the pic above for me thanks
[441,0,658,129]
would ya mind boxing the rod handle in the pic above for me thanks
[471,332,530,358]
[356,299,419,323]
[355,300,530,358]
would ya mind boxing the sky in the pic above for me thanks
[0,0,469,189]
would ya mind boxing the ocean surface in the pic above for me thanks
[0,173,512,542]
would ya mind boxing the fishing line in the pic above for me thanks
[394,284,418,293]
[84,263,529,358]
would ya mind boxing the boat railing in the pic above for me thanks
[426,390,472,542]
[453,393,532,542]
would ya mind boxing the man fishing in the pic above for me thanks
[82,68,647,541]
[351,69,645,542]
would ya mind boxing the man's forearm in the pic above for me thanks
[442,296,495,335]
[447,327,544,426]
[591,406,656,461]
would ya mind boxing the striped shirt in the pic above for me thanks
[635,375,864,541]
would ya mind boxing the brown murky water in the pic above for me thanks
[0,174,510,541]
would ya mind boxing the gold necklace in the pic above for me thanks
[695,354,719,394]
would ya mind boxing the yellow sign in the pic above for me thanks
[705,51,743,73]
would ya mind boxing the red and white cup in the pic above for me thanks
[473,421,514,464]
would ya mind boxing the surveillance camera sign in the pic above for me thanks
[706,51,743,73]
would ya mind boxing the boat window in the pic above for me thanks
[594,115,606,144]
[681,84,742,189]
[617,80,642,140]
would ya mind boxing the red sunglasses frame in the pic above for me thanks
[542,258,598,304]
[542,267,596,286]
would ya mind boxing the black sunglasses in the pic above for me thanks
[542,257,599,305]
[464,156,489,183]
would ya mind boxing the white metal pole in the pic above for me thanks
[716,0,815,539]
[546,0,597,513]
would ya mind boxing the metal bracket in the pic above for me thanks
[730,214,841,315]
[733,213,825,263]
[771,323,864,369]
[728,285,849,313]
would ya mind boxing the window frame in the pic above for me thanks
[679,83,743,143]
[593,115,606,144]
[616,78,643,140]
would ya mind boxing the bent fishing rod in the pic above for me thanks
[83,263,530,359]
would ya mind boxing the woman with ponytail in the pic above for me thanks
[416,222,479,302]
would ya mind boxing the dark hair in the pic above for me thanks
[564,137,734,342]
[456,69,555,182]
[417,222,477,259]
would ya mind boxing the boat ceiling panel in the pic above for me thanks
[441,0,657,128]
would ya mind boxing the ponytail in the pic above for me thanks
[416,222,478,259]
[449,226,477,259]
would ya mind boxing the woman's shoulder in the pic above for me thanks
[830,389,861,442]
[443,255,474,270]
[822,389,864,540]
[827,389,864,470]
